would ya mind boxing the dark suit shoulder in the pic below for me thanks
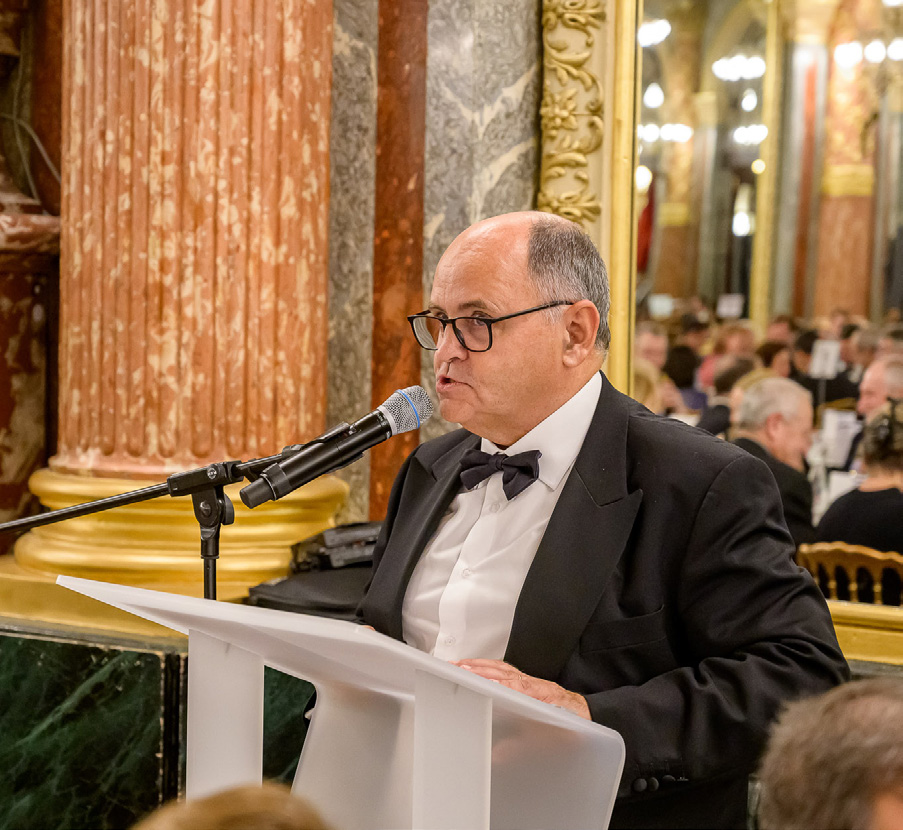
[624,402,752,481]
[408,426,475,467]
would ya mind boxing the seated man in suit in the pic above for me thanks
[359,211,848,829]
[731,377,817,546]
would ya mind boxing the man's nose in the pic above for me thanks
[434,322,467,362]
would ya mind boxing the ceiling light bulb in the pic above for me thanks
[889,38,903,60]
[733,212,753,237]
[638,19,672,47]
[834,41,864,69]
[865,39,887,63]
[741,89,758,112]
[744,56,767,79]
[635,165,653,193]
[751,159,766,175]
[643,83,665,109]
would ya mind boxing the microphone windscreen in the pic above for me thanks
[379,385,434,435]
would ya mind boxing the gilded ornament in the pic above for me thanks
[540,87,579,138]
[542,0,606,44]
[539,0,607,230]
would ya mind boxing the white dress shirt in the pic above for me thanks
[402,372,602,660]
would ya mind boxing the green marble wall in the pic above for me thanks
[0,619,315,830]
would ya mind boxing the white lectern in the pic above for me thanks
[58,576,624,830]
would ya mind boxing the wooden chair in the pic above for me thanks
[798,542,903,604]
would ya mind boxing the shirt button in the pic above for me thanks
[444,636,456,646]
[489,503,501,513]
[462,568,473,578]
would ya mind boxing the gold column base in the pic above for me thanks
[3,468,349,634]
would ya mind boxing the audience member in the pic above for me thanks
[732,377,816,546]
[839,323,860,368]
[634,321,668,372]
[696,357,756,436]
[791,329,859,405]
[824,307,851,340]
[698,321,756,391]
[817,399,903,556]
[766,314,799,346]
[758,678,903,830]
[664,314,709,390]
[131,783,333,830]
[849,326,879,384]
[845,358,903,469]
[756,340,792,378]
[632,358,663,414]
[878,323,903,358]
[858,358,903,420]
[728,367,782,434]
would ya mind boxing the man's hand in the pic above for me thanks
[452,658,591,719]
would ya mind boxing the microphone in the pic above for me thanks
[239,385,434,508]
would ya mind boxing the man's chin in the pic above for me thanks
[437,397,470,427]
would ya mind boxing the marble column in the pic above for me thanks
[420,0,542,443]
[653,2,704,299]
[773,41,828,318]
[0,163,59,539]
[813,0,881,318]
[12,0,345,593]
[368,0,428,521]
[694,91,724,305]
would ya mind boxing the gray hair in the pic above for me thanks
[735,377,812,431]
[880,357,903,398]
[758,678,903,830]
[527,215,611,351]
[854,326,880,354]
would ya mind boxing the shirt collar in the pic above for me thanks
[481,372,602,490]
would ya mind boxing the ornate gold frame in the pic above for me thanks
[539,0,640,394]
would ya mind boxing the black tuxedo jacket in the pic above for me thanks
[360,373,848,829]
[732,437,816,547]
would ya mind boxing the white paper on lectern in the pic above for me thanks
[58,575,625,830]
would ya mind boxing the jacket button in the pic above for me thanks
[648,777,660,792]
[632,778,648,793]
[661,775,676,785]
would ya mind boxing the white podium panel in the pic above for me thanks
[59,576,624,830]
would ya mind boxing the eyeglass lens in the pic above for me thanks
[413,316,491,351]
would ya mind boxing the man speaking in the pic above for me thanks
[359,212,848,829]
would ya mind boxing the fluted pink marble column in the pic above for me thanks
[14,0,343,590]
[57,0,333,476]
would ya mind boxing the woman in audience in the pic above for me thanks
[756,340,792,378]
[815,399,903,554]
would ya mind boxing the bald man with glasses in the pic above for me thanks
[359,211,847,829]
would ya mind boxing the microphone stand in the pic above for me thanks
[0,428,350,600]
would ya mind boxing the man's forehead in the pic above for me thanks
[431,231,533,309]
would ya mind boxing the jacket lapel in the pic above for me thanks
[365,433,479,639]
[505,373,643,679]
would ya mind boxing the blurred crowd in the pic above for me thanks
[632,303,903,563]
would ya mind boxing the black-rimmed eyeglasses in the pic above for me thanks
[407,301,574,353]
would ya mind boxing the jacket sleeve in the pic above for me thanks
[584,453,849,795]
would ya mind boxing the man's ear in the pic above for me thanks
[763,412,785,442]
[561,300,601,366]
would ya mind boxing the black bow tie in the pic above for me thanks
[458,449,542,500]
